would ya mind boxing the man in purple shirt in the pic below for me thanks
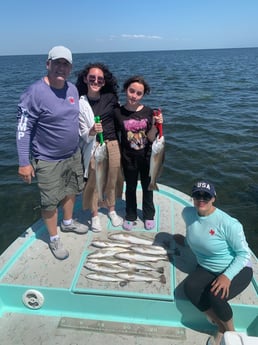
[16,46,87,260]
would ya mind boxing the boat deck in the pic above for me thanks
[0,184,257,345]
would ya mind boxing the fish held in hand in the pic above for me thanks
[94,143,108,202]
[94,142,107,162]
[148,135,165,191]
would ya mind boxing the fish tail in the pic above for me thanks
[159,274,166,284]
[156,267,164,274]
[119,281,128,287]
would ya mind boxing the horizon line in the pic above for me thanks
[0,46,258,58]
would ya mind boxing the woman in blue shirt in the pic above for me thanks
[175,180,253,345]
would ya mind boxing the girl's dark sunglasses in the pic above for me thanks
[88,75,105,85]
[192,192,212,201]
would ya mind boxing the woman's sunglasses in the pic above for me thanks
[88,75,105,86]
[192,192,213,201]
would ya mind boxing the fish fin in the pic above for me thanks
[160,274,166,284]
[156,267,164,274]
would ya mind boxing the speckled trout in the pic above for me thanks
[86,272,127,284]
[130,244,168,256]
[118,261,164,274]
[85,257,122,265]
[148,135,165,191]
[87,247,129,259]
[94,143,107,202]
[91,240,131,249]
[116,272,166,284]
[84,261,128,274]
[108,232,153,246]
[115,251,167,262]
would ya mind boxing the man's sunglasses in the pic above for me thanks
[192,192,213,201]
[88,75,105,86]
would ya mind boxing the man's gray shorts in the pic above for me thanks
[33,150,84,211]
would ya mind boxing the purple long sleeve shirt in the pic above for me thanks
[16,78,80,166]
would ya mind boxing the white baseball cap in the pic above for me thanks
[48,46,72,64]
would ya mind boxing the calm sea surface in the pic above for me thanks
[1,48,258,255]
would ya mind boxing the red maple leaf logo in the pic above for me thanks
[209,229,215,235]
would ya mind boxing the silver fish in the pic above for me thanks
[85,257,122,265]
[130,245,168,256]
[84,261,128,274]
[86,272,126,284]
[108,232,153,246]
[115,251,167,263]
[148,135,165,191]
[91,240,131,249]
[94,143,108,202]
[118,261,164,274]
[87,247,129,259]
[116,272,166,284]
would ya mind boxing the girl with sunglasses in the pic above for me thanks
[114,75,163,231]
[175,180,253,345]
[76,63,123,232]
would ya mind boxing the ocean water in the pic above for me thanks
[1,48,258,256]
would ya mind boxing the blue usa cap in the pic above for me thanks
[191,180,216,197]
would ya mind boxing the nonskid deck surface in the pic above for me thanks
[0,184,187,292]
[0,313,214,345]
[0,184,257,345]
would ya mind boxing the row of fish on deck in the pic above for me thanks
[84,232,177,286]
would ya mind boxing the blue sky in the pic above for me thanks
[1,0,257,56]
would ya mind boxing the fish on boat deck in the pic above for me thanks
[87,247,129,259]
[84,261,128,274]
[114,251,168,263]
[118,261,164,274]
[85,257,122,265]
[130,244,168,256]
[91,240,131,249]
[108,232,153,246]
[86,272,127,285]
[116,272,166,284]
